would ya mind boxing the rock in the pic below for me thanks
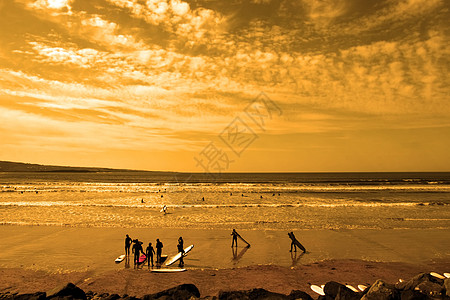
[399,289,427,300]
[0,292,46,300]
[143,284,200,300]
[445,279,450,297]
[335,287,361,300]
[361,280,399,300]
[47,283,87,300]
[323,282,348,298]
[414,281,443,298]
[218,288,288,300]
[287,290,313,300]
[396,274,443,291]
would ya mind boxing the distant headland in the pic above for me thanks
[0,160,150,173]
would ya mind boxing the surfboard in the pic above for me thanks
[115,254,126,263]
[310,285,325,296]
[137,254,147,264]
[430,272,445,279]
[151,268,186,273]
[237,233,250,246]
[444,273,450,278]
[160,205,167,213]
[346,285,359,292]
[165,245,194,266]
[358,285,368,292]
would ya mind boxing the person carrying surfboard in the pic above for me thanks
[132,239,145,265]
[288,232,306,253]
[231,229,238,247]
[231,229,250,247]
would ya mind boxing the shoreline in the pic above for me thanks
[1,259,450,298]
[1,225,449,274]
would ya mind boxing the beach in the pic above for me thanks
[1,225,450,297]
[1,172,449,297]
[1,258,450,298]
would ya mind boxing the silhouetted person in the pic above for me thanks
[231,229,238,247]
[125,234,132,256]
[288,232,297,252]
[156,239,163,263]
[132,239,144,265]
[177,241,185,267]
[146,242,155,267]
[289,232,306,253]
[141,198,144,203]
[202,197,205,201]
[162,205,167,214]
[178,236,184,249]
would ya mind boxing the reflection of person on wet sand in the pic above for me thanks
[232,243,250,263]
[290,250,304,267]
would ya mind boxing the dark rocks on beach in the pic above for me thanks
[218,288,314,300]
[47,283,87,300]
[218,288,288,299]
[288,290,313,300]
[0,292,46,300]
[142,283,200,300]
[445,279,450,297]
[1,272,449,300]
[361,280,399,300]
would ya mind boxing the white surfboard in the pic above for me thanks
[115,254,126,263]
[444,273,450,278]
[151,268,186,273]
[358,285,368,292]
[346,285,359,292]
[165,245,194,266]
[160,205,167,213]
[430,272,445,279]
[310,285,325,296]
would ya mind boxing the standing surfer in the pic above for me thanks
[156,238,163,263]
[125,234,132,256]
[146,242,155,267]
[177,240,185,267]
[231,229,238,247]
[132,239,144,265]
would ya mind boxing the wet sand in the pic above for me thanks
[0,226,449,273]
[1,260,450,298]
[1,225,449,297]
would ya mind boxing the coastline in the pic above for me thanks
[1,259,450,298]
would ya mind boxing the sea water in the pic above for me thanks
[1,172,449,230]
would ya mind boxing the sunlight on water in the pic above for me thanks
[1,172,449,230]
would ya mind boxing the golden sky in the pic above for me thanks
[0,0,449,172]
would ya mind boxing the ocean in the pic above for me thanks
[1,172,449,230]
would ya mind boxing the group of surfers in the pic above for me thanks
[124,230,305,268]
[125,234,185,267]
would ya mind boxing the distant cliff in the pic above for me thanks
[0,161,134,172]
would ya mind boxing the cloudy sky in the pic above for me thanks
[0,0,449,172]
